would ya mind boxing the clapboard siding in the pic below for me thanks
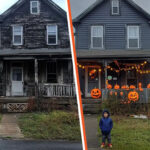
[1,0,69,49]
[75,0,150,50]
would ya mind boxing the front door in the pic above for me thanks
[11,67,23,96]
[85,67,101,97]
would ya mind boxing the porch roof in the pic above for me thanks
[0,48,71,56]
[76,49,150,59]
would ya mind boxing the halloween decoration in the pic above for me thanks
[147,84,150,89]
[91,89,101,99]
[110,91,113,96]
[89,69,97,79]
[114,84,120,90]
[107,84,112,89]
[130,85,136,89]
[121,85,126,90]
[138,82,143,91]
[128,91,139,102]
[120,91,124,96]
[115,92,118,96]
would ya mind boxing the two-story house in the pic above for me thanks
[0,0,75,99]
[73,0,150,99]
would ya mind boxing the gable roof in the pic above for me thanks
[73,0,150,22]
[0,0,66,22]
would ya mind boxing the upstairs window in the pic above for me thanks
[30,1,40,14]
[47,25,58,45]
[91,26,104,49]
[13,25,23,45]
[112,0,120,15]
[127,25,140,49]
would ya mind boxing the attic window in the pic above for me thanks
[30,1,40,14]
[112,0,120,15]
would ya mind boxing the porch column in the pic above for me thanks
[34,59,38,98]
[104,60,108,89]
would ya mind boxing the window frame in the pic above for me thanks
[30,1,40,15]
[127,25,140,49]
[111,0,120,15]
[12,25,23,46]
[91,25,104,49]
[46,25,58,45]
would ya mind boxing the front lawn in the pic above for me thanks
[98,116,150,150]
[19,111,81,141]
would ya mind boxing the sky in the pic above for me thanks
[0,0,67,14]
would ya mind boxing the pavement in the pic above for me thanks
[84,115,102,150]
[0,139,82,150]
[0,114,24,138]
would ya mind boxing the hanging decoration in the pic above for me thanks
[91,89,102,99]
[128,91,139,102]
[89,69,97,79]
[114,84,120,90]
[138,82,144,91]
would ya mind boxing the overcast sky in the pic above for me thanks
[0,0,67,14]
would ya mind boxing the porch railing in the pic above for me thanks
[39,83,76,97]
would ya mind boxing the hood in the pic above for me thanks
[102,109,110,118]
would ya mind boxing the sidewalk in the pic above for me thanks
[0,114,24,138]
[84,115,101,150]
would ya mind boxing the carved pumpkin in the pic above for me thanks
[139,88,144,92]
[138,83,142,88]
[130,85,136,89]
[147,84,150,89]
[107,84,112,89]
[114,84,120,90]
[91,89,101,99]
[121,85,126,90]
[128,91,139,102]
[120,91,124,96]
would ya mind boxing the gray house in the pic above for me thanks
[0,0,75,99]
[73,0,150,98]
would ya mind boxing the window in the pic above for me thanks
[91,26,103,49]
[47,61,57,83]
[30,1,40,14]
[47,25,58,45]
[13,25,23,45]
[127,26,140,49]
[112,0,119,15]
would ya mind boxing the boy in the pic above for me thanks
[99,110,113,148]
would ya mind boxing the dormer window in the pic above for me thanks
[111,0,120,15]
[30,1,40,14]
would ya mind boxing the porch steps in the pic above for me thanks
[82,99,102,114]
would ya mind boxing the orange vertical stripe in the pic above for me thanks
[66,0,88,150]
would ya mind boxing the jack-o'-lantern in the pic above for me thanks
[91,89,101,99]
[128,91,139,102]
[107,84,112,89]
[114,84,120,90]
[130,85,136,89]
[147,84,150,89]
[121,85,126,90]
[109,91,113,96]
[138,83,142,88]
[139,88,144,92]
[120,91,124,96]
[115,92,117,96]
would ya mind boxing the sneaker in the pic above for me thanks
[101,143,105,148]
[108,144,112,148]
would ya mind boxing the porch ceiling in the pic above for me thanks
[0,48,71,56]
[76,49,150,59]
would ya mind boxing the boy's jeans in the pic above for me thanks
[102,133,111,144]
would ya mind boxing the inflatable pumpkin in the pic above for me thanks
[91,89,101,99]
[130,85,136,89]
[128,91,139,102]
[107,84,112,89]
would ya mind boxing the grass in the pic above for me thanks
[98,116,150,150]
[18,111,81,141]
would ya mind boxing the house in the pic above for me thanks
[0,0,75,102]
[73,0,150,101]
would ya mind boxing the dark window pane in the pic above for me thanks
[48,35,56,44]
[93,37,102,48]
[113,7,119,14]
[32,7,38,13]
[14,35,21,44]
[129,39,138,48]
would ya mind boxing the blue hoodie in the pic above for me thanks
[99,110,113,135]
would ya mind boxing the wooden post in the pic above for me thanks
[104,60,108,89]
[35,59,38,98]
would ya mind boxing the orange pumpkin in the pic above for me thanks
[91,89,101,99]
[115,92,118,96]
[114,84,120,90]
[147,84,150,89]
[109,91,113,96]
[121,85,126,90]
[120,91,124,96]
[128,91,139,102]
[130,85,136,89]
[107,84,112,89]
[138,83,142,88]
[139,88,144,92]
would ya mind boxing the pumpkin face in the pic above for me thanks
[130,85,136,89]
[91,89,101,99]
[114,84,120,90]
[107,84,112,89]
[121,85,126,90]
[128,91,139,102]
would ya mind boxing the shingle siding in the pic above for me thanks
[75,0,150,50]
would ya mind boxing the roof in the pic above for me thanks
[0,0,66,22]
[73,0,150,22]
[0,48,71,56]
[76,49,150,59]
